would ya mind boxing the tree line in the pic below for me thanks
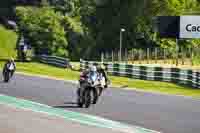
[1,0,200,60]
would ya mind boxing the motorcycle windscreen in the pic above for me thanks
[90,73,98,82]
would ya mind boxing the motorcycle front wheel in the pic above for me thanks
[84,89,91,108]
[3,71,10,82]
[77,88,84,108]
[77,97,84,107]
[92,88,99,104]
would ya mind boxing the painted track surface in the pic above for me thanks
[0,74,200,133]
[0,103,123,133]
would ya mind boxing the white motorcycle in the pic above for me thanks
[77,72,102,108]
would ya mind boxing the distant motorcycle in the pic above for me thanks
[77,71,102,108]
[2,61,15,83]
[3,69,12,82]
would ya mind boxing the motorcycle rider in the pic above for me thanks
[3,58,16,78]
[88,65,98,82]
[77,65,98,97]
[97,64,109,88]
[80,64,109,88]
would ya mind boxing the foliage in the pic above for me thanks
[50,0,200,59]
[5,0,200,60]
[16,6,68,57]
[0,25,17,59]
[49,0,81,16]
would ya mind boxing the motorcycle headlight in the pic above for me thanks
[88,79,92,83]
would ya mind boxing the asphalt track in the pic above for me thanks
[0,74,200,133]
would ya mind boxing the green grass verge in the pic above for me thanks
[1,61,80,81]
[0,25,18,59]
[0,61,200,98]
[110,76,200,98]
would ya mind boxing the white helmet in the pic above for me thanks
[90,65,97,72]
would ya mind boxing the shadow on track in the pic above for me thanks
[53,102,80,109]
[0,80,6,84]
[64,102,77,105]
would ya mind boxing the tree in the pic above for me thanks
[16,6,68,57]
[15,0,200,60]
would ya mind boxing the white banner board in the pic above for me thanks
[180,16,200,38]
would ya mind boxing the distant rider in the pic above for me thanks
[3,58,16,78]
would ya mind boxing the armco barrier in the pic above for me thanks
[37,55,70,68]
[80,59,200,88]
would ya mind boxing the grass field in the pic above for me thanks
[110,76,200,98]
[0,25,17,59]
[0,61,80,80]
